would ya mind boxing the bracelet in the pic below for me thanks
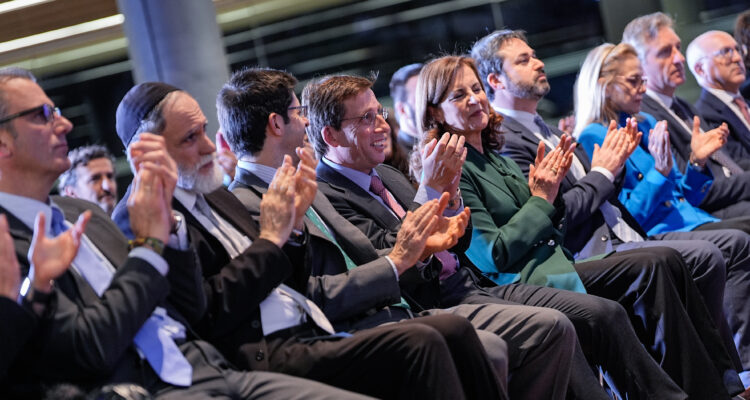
[448,189,461,209]
[128,237,165,255]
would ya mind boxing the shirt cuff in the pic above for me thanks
[130,247,169,276]
[384,255,399,282]
[590,167,615,183]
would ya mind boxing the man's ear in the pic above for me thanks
[63,186,77,197]
[487,72,505,92]
[266,113,284,137]
[394,101,408,119]
[321,126,339,148]
[0,130,14,159]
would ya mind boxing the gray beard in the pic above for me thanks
[178,155,224,194]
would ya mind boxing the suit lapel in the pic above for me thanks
[465,144,522,205]
[311,191,381,263]
[317,161,402,229]
[205,189,259,240]
[701,89,748,132]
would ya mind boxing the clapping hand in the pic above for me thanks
[0,215,20,299]
[690,116,728,166]
[647,120,673,176]
[216,131,238,181]
[128,133,179,208]
[292,146,318,230]
[259,155,297,248]
[529,134,575,203]
[591,118,642,176]
[421,133,467,194]
[128,162,171,244]
[29,211,90,293]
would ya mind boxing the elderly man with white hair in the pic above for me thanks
[688,30,750,161]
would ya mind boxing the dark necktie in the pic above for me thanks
[670,99,691,123]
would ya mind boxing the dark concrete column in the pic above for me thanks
[116,0,229,138]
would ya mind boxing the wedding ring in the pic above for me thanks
[550,168,558,174]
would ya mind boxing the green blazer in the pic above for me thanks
[461,144,586,293]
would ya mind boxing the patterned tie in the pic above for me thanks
[370,175,406,218]
[50,208,193,387]
[533,115,560,147]
[370,175,458,280]
[734,97,750,126]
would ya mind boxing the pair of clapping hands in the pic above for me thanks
[0,211,89,300]
[530,118,643,204]
[648,116,729,176]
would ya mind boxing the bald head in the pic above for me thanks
[687,30,746,92]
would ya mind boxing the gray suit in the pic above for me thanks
[500,113,747,374]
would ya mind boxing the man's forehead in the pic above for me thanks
[499,38,533,58]
[163,93,207,128]
[343,88,377,114]
[2,78,51,110]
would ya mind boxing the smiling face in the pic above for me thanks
[435,64,490,134]
[642,27,686,96]
[607,55,646,115]
[325,88,390,173]
[160,92,223,193]
[0,78,73,184]
[70,157,117,214]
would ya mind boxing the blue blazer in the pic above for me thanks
[577,112,715,235]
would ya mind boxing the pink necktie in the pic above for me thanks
[369,175,458,279]
[370,175,406,218]
[734,97,750,126]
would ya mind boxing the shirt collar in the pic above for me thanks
[494,106,539,133]
[0,191,55,232]
[321,157,378,193]
[645,89,673,109]
[706,87,742,105]
[237,160,277,185]
[174,187,198,214]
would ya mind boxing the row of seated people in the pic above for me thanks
[2,9,750,400]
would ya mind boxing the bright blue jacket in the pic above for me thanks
[577,112,716,236]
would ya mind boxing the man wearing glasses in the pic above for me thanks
[687,30,750,161]
[623,13,750,220]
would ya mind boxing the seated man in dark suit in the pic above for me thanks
[688,30,750,161]
[736,10,750,100]
[302,71,726,399]
[0,210,81,386]
[623,12,750,219]
[475,27,750,392]
[0,67,372,399]
[216,67,592,400]
[111,81,507,400]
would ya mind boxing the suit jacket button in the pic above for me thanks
[665,200,672,208]
[255,350,264,361]
[251,320,261,329]
[637,173,644,180]
[601,235,608,242]
[547,239,556,246]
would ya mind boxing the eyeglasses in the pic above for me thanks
[705,44,748,62]
[617,75,648,90]
[341,108,388,127]
[288,105,308,118]
[0,104,61,125]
